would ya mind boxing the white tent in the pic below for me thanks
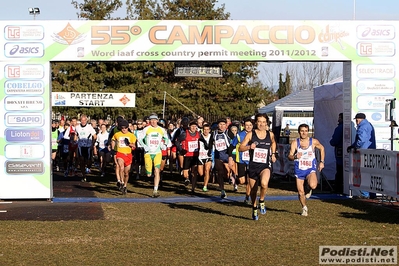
[313,77,343,180]
[258,90,314,114]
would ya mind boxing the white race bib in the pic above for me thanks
[253,147,268,164]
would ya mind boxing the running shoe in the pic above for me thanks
[259,201,267,215]
[152,190,160,198]
[202,186,208,192]
[301,206,308,216]
[122,187,127,195]
[81,177,87,182]
[305,188,313,199]
[234,185,238,192]
[119,183,124,191]
[100,172,105,178]
[221,190,227,199]
[116,181,121,190]
[252,209,259,221]
[184,178,190,186]
[244,198,252,205]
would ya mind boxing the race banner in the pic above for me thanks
[52,92,136,107]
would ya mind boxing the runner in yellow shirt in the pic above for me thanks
[111,120,136,195]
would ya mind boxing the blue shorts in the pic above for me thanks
[295,169,315,180]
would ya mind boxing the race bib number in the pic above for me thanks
[188,141,198,152]
[148,135,160,150]
[199,151,208,158]
[253,148,268,164]
[242,150,250,161]
[299,159,313,170]
[215,139,227,151]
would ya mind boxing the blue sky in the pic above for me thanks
[1,0,399,20]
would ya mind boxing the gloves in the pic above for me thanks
[124,138,130,145]
[180,149,187,156]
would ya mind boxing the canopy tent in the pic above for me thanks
[258,89,314,114]
[313,76,343,181]
[259,89,314,144]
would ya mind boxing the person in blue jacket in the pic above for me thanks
[347,112,376,199]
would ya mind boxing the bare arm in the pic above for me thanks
[288,140,297,161]
[238,131,255,152]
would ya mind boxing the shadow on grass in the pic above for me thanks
[164,202,251,220]
[321,199,399,224]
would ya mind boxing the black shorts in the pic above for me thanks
[237,163,248,178]
[183,156,198,170]
[61,152,69,160]
[248,162,271,180]
[78,147,91,160]
[197,158,212,165]
[134,147,145,164]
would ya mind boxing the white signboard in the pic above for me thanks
[52,92,136,107]
[349,149,398,198]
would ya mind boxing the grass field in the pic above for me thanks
[0,171,398,266]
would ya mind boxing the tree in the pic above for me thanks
[277,71,291,99]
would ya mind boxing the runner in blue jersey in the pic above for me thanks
[229,118,253,204]
[209,118,231,199]
[288,123,325,217]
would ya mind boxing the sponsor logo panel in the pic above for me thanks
[4,80,45,95]
[5,64,45,79]
[52,22,86,45]
[357,80,395,94]
[357,95,393,110]
[356,64,395,79]
[357,42,395,57]
[4,96,44,111]
[5,160,44,174]
[5,25,44,40]
[5,129,44,142]
[5,144,45,159]
[4,42,45,58]
[5,112,44,127]
[357,25,395,40]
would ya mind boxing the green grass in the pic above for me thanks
[1,171,398,266]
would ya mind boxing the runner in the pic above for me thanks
[230,117,253,204]
[96,123,111,177]
[108,116,124,188]
[288,123,325,216]
[209,118,231,199]
[138,114,170,198]
[111,119,136,195]
[197,123,213,192]
[51,120,60,172]
[239,113,277,221]
[75,114,97,182]
[176,120,201,192]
